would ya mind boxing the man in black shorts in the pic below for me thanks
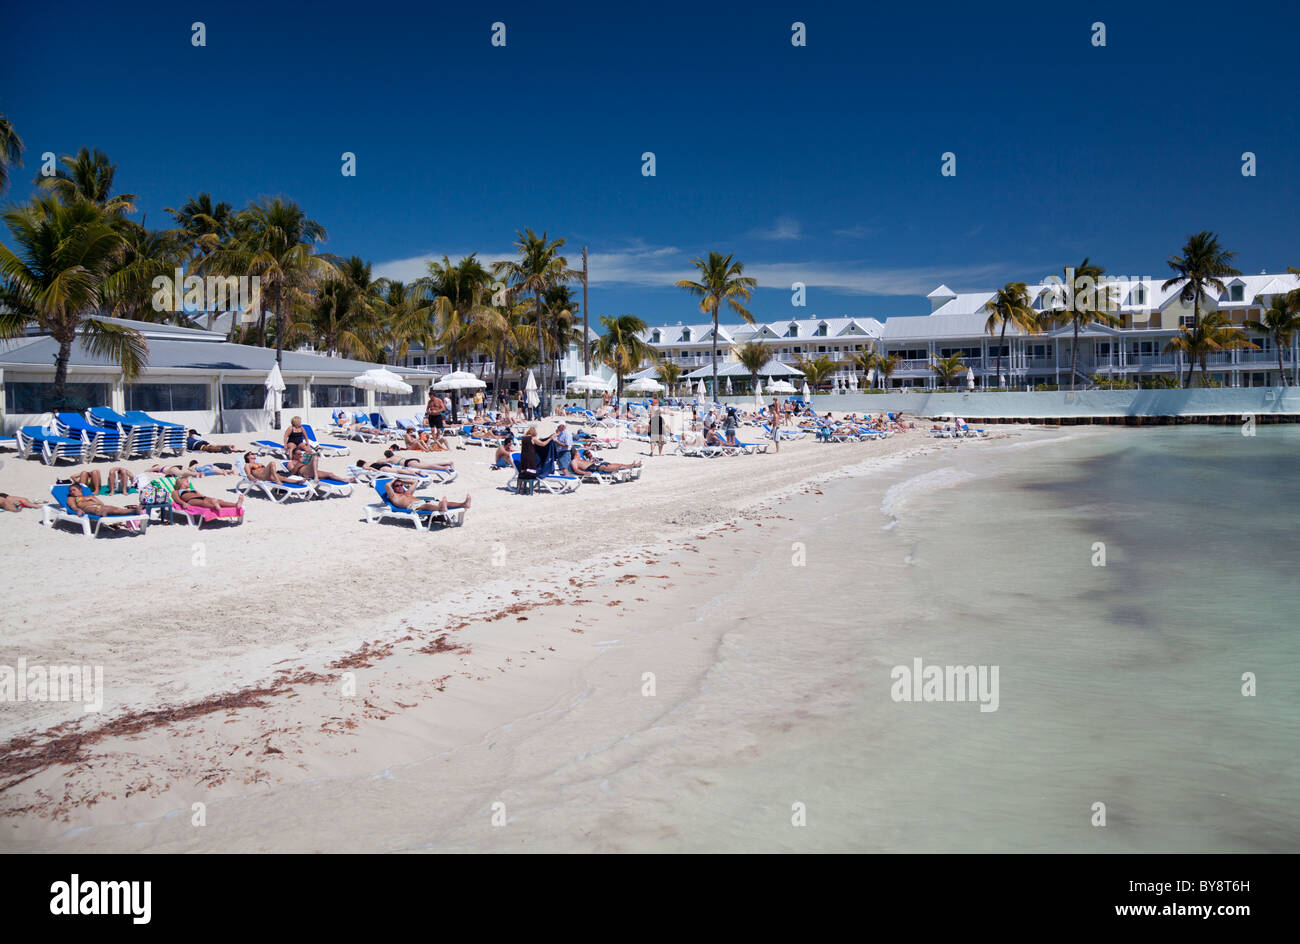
[648,400,668,456]
[426,391,446,432]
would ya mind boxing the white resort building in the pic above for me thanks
[637,272,1300,391]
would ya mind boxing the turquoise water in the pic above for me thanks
[633,427,1300,852]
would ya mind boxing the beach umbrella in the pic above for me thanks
[352,367,413,395]
[754,378,764,399]
[568,374,612,393]
[432,370,485,391]
[525,370,540,410]
[998,373,1006,388]
[725,376,733,395]
[626,377,663,393]
[264,362,286,427]
[696,379,708,400]
[801,381,812,401]
[768,380,797,394]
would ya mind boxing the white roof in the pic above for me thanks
[644,315,883,345]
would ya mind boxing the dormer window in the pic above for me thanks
[815,323,828,337]
[1229,284,1244,302]
[651,329,661,343]
[785,323,799,338]
[682,328,692,342]
[1133,285,1146,306]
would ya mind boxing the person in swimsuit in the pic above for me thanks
[382,478,470,514]
[571,450,641,475]
[188,430,235,453]
[284,450,355,483]
[426,391,446,433]
[186,460,235,476]
[64,469,102,493]
[283,416,310,460]
[492,435,515,468]
[172,475,244,512]
[106,466,136,494]
[242,452,302,486]
[66,482,142,518]
[0,493,40,512]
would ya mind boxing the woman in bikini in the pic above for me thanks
[242,452,301,486]
[571,450,640,475]
[172,475,244,512]
[66,483,142,518]
[283,448,355,484]
[0,493,40,513]
[378,450,454,472]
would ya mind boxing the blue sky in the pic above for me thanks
[2,0,1297,328]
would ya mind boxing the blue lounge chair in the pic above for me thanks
[122,410,185,454]
[86,407,159,457]
[16,426,88,464]
[362,477,466,529]
[42,483,149,536]
[303,424,349,457]
[55,413,124,460]
[506,453,579,494]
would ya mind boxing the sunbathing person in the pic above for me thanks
[335,412,379,435]
[403,428,431,451]
[572,450,641,474]
[188,429,236,453]
[284,451,355,484]
[704,427,725,446]
[377,450,454,471]
[66,482,142,517]
[284,416,312,460]
[107,466,136,494]
[0,493,40,513]
[382,478,471,514]
[172,475,244,511]
[492,436,516,469]
[64,469,102,492]
[186,460,235,476]
[242,452,303,485]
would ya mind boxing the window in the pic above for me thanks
[651,330,661,343]
[1133,285,1146,306]
[310,384,366,408]
[682,328,692,342]
[125,383,210,412]
[379,387,422,406]
[785,324,799,338]
[4,381,110,413]
[815,324,828,337]
[1180,315,1195,328]
[1230,284,1244,302]
[1096,343,1111,356]
[1028,343,1054,358]
[222,383,302,410]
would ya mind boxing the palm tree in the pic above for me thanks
[1163,232,1240,332]
[0,197,147,405]
[1048,258,1120,389]
[375,279,434,366]
[590,314,658,403]
[167,193,234,327]
[1162,311,1257,387]
[929,352,966,389]
[875,353,900,389]
[0,114,24,193]
[543,283,581,388]
[1245,294,1300,386]
[494,229,577,411]
[209,197,334,361]
[294,256,382,359]
[794,354,838,391]
[675,251,757,400]
[655,360,682,397]
[36,147,136,215]
[984,281,1037,387]
[112,220,188,323]
[734,339,772,392]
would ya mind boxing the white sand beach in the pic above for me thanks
[0,416,1018,850]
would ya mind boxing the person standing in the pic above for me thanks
[769,396,782,453]
[554,423,574,472]
[473,388,484,418]
[648,400,668,456]
[426,389,446,434]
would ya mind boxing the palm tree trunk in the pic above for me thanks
[535,293,545,415]
[1071,321,1080,390]
[997,320,1008,387]
[711,304,719,401]
[1278,339,1287,387]
[53,339,72,404]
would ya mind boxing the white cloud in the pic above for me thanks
[747,217,802,241]
[374,243,1006,297]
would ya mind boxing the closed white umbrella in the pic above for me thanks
[801,381,812,401]
[754,378,763,399]
[525,370,540,410]
[696,379,708,401]
[724,376,733,395]
[351,367,413,395]
[264,362,286,427]
[966,367,976,390]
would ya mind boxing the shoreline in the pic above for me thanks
[0,421,1035,850]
